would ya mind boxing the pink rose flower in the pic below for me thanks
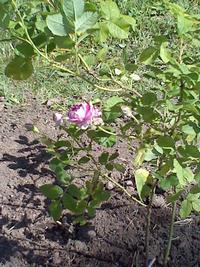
[67,102,102,128]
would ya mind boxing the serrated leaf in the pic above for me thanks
[40,184,64,200]
[180,199,192,218]
[119,15,136,30]
[62,0,84,22]
[177,15,196,35]
[100,0,120,21]
[46,13,70,36]
[104,96,124,109]
[49,200,62,221]
[107,22,129,39]
[75,12,98,33]
[134,168,149,200]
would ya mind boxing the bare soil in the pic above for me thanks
[0,96,200,267]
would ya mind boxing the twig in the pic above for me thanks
[164,201,177,265]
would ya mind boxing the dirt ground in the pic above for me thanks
[0,96,200,267]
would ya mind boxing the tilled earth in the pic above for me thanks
[0,96,200,267]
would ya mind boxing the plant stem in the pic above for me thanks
[145,181,157,265]
[104,175,146,207]
[75,33,80,74]
[164,201,177,266]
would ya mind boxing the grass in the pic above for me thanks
[0,0,199,106]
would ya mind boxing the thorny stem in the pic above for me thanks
[145,181,157,266]
[164,201,177,265]
[104,175,146,207]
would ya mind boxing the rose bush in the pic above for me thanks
[1,0,200,266]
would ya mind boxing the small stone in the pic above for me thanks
[0,102,4,111]
[152,195,167,208]
[87,230,96,238]
[106,181,115,190]
[126,186,136,195]
[125,180,133,186]
[74,240,88,251]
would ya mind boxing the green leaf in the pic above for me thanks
[73,215,87,225]
[180,199,192,218]
[160,42,171,63]
[177,15,195,35]
[98,22,109,43]
[114,163,125,173]
[82,54,97,67]
[141,93,157,105]
[134,168,149,200]
[173,159,185,186]
[190,185,200,194]
[160,175,178,190]
[46,13,70,36]
[0,4,10,28]
[125,63,138,72]
[192,199,200,212]
[133,148,146,168]
[107,22,129,39]
[118,15,136,30]
[104,96,124,109]
[62,0,84,22]
[97,47,108,61]
[5,56,33,80]
[157,136,175,149]
[109,152,119,161]
[168,190,183,203]
[40,184,64,200]
[98,152,109,165]
[78,156,90,164]
[183,167,194,183]
[55,36,75,49]
[68,184,82,199]
[137,107,158,122]
[105,163,114,171]
[76,200,87,214]
[75,12,98,33]
[62,193,77,212]
[49,200,62,221]
[185,145,200,158]
[100,0,120,21]
[15,43,34,58]
[139,47,158,65]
